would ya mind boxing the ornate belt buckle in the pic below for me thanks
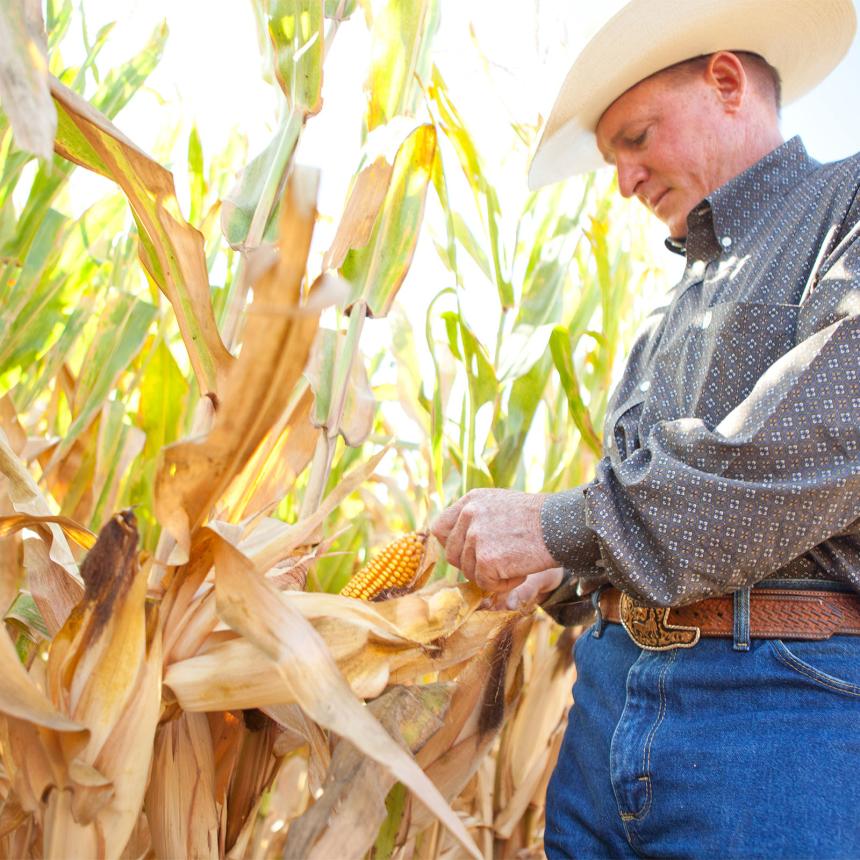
[619,592,700,651]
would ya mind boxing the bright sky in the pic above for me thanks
[69,0,860,220]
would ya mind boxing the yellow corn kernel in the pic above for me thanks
[340,532,427,600]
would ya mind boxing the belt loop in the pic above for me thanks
[591,584,609,638]
[733,587,751,652]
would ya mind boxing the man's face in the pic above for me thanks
[595,70,726,239]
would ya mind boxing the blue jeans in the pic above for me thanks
[545,623,860,858]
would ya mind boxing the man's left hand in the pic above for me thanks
[430,489,557,592]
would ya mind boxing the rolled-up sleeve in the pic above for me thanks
[544,237,860,606]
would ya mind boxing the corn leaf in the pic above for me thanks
[0,428,79,575]
[305,328,375,446]
[46,292,155,472]
[549,325,602,456]
[23,537,84,636]
[0,625,84,732]
[427,67,512,309]
[365,0,439,133]
[324,0,357,19]
[342,124,436,318]
[267,0,324,116]
[323,156,393,271]
[220,112,303,251]
[8,22,167,265]
[0,0,56,160]
[157,168,323,562]
[145,712,219,860]
[50,77,233,397]
[0,513,95,549]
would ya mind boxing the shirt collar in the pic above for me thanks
[667,137,819,264]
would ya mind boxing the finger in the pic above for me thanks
[430,496,467,544]
[443,506,470,570]
[460,529,477,581]
[505,577,542,609]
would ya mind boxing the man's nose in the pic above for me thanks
[616,158,647,199]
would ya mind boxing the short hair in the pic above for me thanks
[660,51,782,113]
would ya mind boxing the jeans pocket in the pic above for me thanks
[768,638,860,698]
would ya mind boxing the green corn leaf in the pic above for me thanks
[90,400,145,531]
[549,325,601,457]
[220,112,302,251]
[489,351,552,489]
[267,0,324,115]
[427,67,512,309]
[126,338,189,549]
[8,21,167,265]
[187,125,205,226]
[365,0,439,134]
[51,78,233,396]
[13,305,88,411]
[324,0,356,19]
[46,291,157,470]
[342,123,436,318]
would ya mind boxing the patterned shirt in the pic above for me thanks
[541,137,860,607]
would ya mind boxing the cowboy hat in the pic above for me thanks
[528,0,857,189]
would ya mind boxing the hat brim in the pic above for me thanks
[527,0,857,190]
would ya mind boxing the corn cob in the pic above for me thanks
[340,531,428,600]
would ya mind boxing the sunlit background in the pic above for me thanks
[49,0,860,488]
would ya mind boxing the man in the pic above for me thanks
[431,0,860,856]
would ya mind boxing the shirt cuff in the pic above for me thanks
[540,485,602,573]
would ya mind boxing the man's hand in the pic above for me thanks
[485,567,565,610]
[430,489,557,592]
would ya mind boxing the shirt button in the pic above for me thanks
[701,310,713,329]
[639,380,651,392]
[721,236,733,248]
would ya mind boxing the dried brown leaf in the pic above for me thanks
[145,712,219,860]
[156,168,323,563]
[323,156,393,271]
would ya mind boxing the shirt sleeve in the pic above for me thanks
[541,231,860,606]
[540,485,602,575]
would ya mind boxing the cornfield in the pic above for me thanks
[0,1,671,857]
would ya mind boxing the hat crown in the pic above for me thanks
[528,0,857,189]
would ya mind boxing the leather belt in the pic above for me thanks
[600,587,860,652]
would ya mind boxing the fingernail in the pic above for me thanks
[506,593,519,610]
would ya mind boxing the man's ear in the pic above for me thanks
[706,51,746,113]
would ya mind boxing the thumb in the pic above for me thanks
[505,567,564,610]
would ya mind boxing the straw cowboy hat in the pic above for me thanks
[528,0,857,189]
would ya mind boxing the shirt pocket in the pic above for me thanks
[641,301,802,429]
[605,394,645,462]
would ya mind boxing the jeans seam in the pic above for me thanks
[624,650,677,829]
[770,640,860,697]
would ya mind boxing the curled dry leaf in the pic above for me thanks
[0,428,80,576]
